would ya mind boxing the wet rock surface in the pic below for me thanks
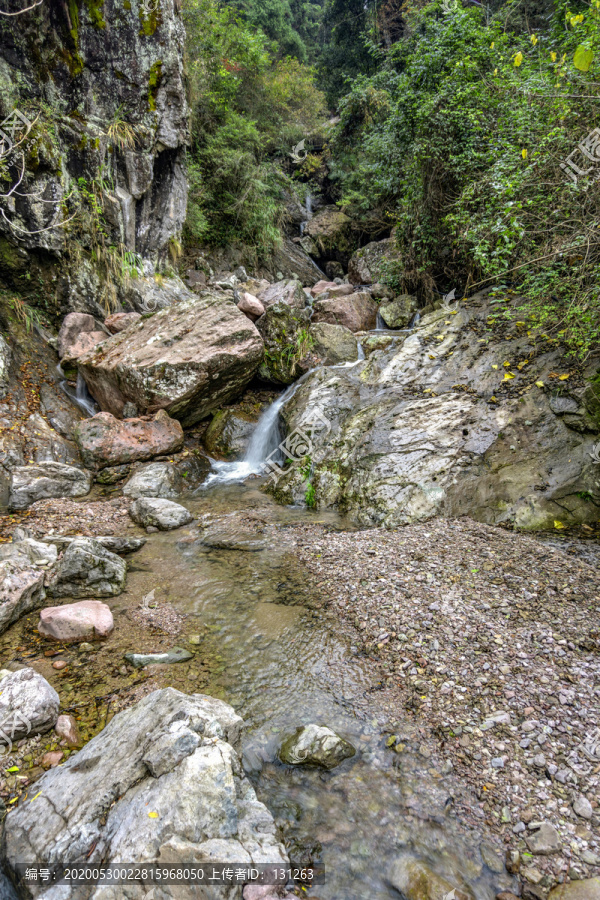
[122,462,183,499]
[279,724,356,769]
[256,303,311,385]
[310,322,359,365]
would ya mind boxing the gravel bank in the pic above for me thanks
[290,516,600,895]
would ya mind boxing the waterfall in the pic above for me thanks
[375,310,387,331]
[408,311,421,329]
[357,341,365,360]
[59,369,98,417]
[299,192,313,237]
[203,379,306,487]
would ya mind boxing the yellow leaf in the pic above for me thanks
[148,811,159,818]
[515,321,526,326]
[573,45,593,71]
[494,67,498,75]
[503,361,511,367]
[522,148,528,159]
[492,364,498,370]
[491,41,495,49]
[428,354,436,359]
[554,520,567,529]
[550,50,557,61]
[535,381,544,388]
[514,51,523,66]
[30,792,42,803]
[490,395,497,402]
[559,373,570,380]
[503,372,515,381]
[531,34,538,45]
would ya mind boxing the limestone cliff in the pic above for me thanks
[0,0,188,316]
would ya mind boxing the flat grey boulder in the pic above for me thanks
[46,538,127,599]
[0,668,59,747]
[123,462,183,499]
[526,822,561,855]
[9,462,91,510]
[129,497,193,531]
[0,689,288,897]
[257,278,306,310]
[0,553,46,636]
[279,724,355,769]
[387,856,474,900]
[77,292,264,427]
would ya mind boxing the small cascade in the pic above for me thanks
[356,340,365,361]
[375,310,388,331]
[59,369,98,417]
[408,310,421,329]
[204,377,308,486]
[299,192,313,237]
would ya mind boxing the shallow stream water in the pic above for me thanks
[109,483,506,900]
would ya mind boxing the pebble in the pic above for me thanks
[52,660,68,670]
[573,795,593,820]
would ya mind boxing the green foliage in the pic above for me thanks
[328,0,600,356]
[182,0,326,255]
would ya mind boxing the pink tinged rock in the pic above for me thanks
[310,280,338,298]
[57,313,97,359]
[41,750,64,768]
[61,332,107,366]
[242,888,280,900]
[74,409,184,469]
[312,292,378,332]
[237,293,265,322]
[55,714,80,747]
[39,600,114,643]
[104,312,142,334]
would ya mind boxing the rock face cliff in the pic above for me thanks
[0,0,188,316]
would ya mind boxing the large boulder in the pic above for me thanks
[257,279,306,310]
[39,600,114,642]
[256,303,311,385]
[129,497,193,531]
[0,689,289,898]
[0,668,59,745]
[0,551,46,636]
[46,538,127,599]
[270,236,324,286]
[75,410,184,469]
[379,294,418,328]
[270,292,600,529]
[9,462,91,510]
[310,322,358,365]
[279,724,355,770]
[39,384,84,441]
[312,292,378,332]
[77,292,264,427]
[122,462,183,499]
[548,880,600,900]
[347,238,397,285]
